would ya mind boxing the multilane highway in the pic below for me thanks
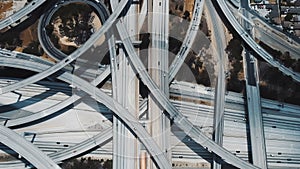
[0,125,61,169]
[0,48,109,127]
[0,75,299,168]
[115,10,260,168]
[240,2,267,168]
[0,0,128,95]
[0,77,298,169]
[0,0,299,168]
[215,0,300,83]
[1,47,298,168]
[0,56,172,169]
[226,1,300,59]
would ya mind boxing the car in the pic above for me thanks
[250,55,255,64]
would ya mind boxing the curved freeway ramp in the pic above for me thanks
[215,0,300,83]
[38,0,110,61]
[0,0,128,95]
[0,0,47,30]
[168,0,204,82]
[0,127,112,169]
[0,125,61,169]
[0,0,299,169]
[0,57,172,169]
[0,49,110,128]
[114,14,260,169]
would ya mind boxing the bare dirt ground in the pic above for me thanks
[0,1,13,20]
[20,21,39,48]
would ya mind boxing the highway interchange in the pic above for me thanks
[0,0,299,169]
[226,0,300,59]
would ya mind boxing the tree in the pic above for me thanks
[284,13,293,21]
[23,41,44,56]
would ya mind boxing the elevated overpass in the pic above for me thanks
[0,0,299,168]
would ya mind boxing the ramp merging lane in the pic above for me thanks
[0,49,110,127]
[0,125,61,169]
[168,0,204,82]
[0,0,299,168]
[115,18,260,169]
[0,0,128,95]
[0,0,47,30]
[205,1,227,169]
[0,57,172,169]
[0,55,299,167]
[215,0,300,83]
